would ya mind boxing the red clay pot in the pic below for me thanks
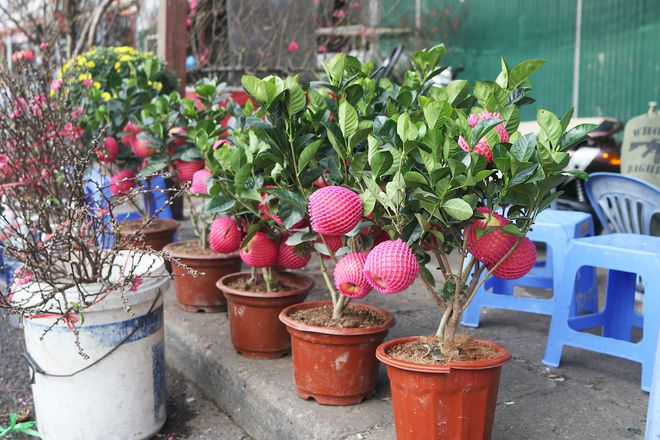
[218,271,313,359]
[164,240,241,313]
[376,336,511,440]
[279,300,395,406]
[120,219,179,251]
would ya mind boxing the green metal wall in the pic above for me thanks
[380,0,660,122]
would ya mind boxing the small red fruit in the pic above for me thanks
[466,207,516,265]
[209,217,242,253]
[100,136,120,161]
[239,232,278,268]
[191,169,212,195]
[490,237,537,280]
[363,239,419,294]
[109,170,136,195]
[174,160,204,182]
[334,252,372,299]
[130,137,156,158]
[277,240,311,270]
[308,186,362,235]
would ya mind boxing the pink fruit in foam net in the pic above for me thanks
[334,252,372,299]
[363,239,419,294]
[174,160,204,182]
[99,136,120,162]
[191,169,212,195]
[308,186,362,235]
[490,237,537,280]
[466,207,516,266]
[277,240,311,270]
[110,170,136,195]
[239,232,278,268]
[209,217,243,253]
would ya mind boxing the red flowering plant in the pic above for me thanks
[0,49,180,347]
[353,45,594,354]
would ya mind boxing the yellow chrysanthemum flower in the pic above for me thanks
[101,92,111,101]
[86,61,95,68]
[152,81,163,91]
[93,82,101,89]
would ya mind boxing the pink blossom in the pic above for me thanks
[190,0,198,9]
[287,40,299,53]
[50,79,62,92]
[333,9,346,18]
[39,42,48,50]
[71,106,84,119]
[186,18,192,27]
[83,78,92,88]
[358,26,366,36]
[130,279,143,292]
[318,44,328,53]
[467,114,480,128]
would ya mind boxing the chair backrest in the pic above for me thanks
[585,172,660,235]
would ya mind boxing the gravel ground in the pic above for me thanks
[0,314,250,440]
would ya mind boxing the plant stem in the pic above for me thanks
[333,294,348,319]
[262,267,272,293]
[249,266,257,284]
[436,302,453,341]
[317,252,339,307]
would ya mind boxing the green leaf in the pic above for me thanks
[510,133,537,162]
[508,59,545,89]
[139,161,167,177]
[206,195,236,213]
[442,198,473,221]
[537,109,562,146]
[360,190,377,215]
[241,75,266,103]
[560,124,597,151]
[297,140,322,174]
[404,171,429,188]
[564,169,589,180]
[370,151,393,179]
[338,100,358,139]
[397,113,418,142]
[423,100,451,129]
[502,223,525,237]
[286,82,306,116]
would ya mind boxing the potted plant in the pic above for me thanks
[353,45,594,439]
[57,46,181,250]
[162,80,242,312]
[0,50,179,440]
[227,58,412,405]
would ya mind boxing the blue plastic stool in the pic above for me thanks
[84,169,174,248]
[646,328,660,438]
[542,234,660,391]
[462,209,597,327]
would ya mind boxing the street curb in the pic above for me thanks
[163,289,396,440]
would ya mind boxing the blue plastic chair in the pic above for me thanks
[462,209,598,327]
[543,174,660,390]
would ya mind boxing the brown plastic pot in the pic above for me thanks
[164,240,241,313]
[376,336,511,440]
[120,219,179,251]
[279,300,395,406]
[218,271,314,359]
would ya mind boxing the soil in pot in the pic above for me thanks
[119,218,179,251]
[279,301,395,406]
[376,336,511,440]
[164,240,241,313]
[218,271,313,359]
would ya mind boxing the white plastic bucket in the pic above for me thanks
[20,254,170,440]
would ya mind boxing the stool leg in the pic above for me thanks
[640,271,660,391]
[543,262,580,367]
[575,265,598,314]
[490,277,514,296]
[601,269,637,340]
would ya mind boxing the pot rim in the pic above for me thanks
[217,271,315,299]
[279,300,395,336]
[164,239,240,260]
[376,336,511,373]
[121,218,180,235]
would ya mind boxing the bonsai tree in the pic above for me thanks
[0,45,177,341]
[355,45,594,353]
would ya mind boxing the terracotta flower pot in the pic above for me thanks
[120,219,179,251]
[376,336,511,440]
[218,271,314,359]
[279,300,395,406]
[164,240,241,313]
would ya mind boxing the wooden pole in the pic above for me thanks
[158,0,187,94]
